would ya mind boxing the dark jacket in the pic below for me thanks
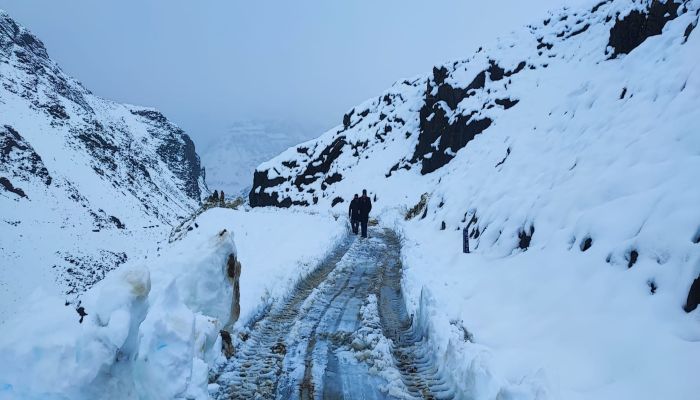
[349,198,361,221]
[357,195,372,221]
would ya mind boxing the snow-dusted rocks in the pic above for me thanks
[250,0,700,309]
[249,0,700,398]
[0,10,207,322]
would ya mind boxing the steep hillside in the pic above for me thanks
[0,10,207,322]
[250,1,700,397]
[251,0,699,303]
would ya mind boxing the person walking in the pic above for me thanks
[357,189,372,238]
[348,194,360,235]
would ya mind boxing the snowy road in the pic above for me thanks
[212,227,456,399]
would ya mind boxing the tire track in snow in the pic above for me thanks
[375,229,457,400]
[212,235,354,400]
[213,228,457,400]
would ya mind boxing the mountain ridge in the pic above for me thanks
[0,9,207,321]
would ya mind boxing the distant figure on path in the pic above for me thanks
[358,189,372,238]
[348,194,360,235]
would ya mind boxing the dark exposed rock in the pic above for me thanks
[137,115,203,201]
[620,87,627,99]
[292,136,347,188]
[627,249,639,268]
[282,160,298,169]
[537,40,554,50]
[505,61,527,77]
[109,216,125,229]
[567,23,591,38]
[466,71,487,92]
[343,110,353,128]
[495,147,511,168]
[591,0,611,13]
[410,65,497,174]
[487,60,506,81]
[221,330,234,358]
[0,176,26,198]
[434,82,470,110]
[249,170,288,207]
[414,105,492,174]
[323,172,343,186]
[607,0,681,58]
[46,103,69,120]
[683,19,697,43]
[405,193,429,220]
[684,276,700,312]
[331,196,344,207]
[0,125,52,186]
[495,98,520,109]
[648,280,657,294]
[580,237,593,252]
[226,253,241,325]
[518,225,535,250]
[76,304,87,324]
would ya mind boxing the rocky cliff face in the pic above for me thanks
[0,10,207,321]
[250,0,697,208]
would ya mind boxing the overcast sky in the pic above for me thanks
[0,0,581,147]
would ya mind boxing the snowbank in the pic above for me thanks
[211,207,347,324]
[391,213,700,400]
[0,209,237,400]
[0,207,346,399]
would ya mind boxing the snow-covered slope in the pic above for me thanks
[200,120,317,196]
[0,210,237,400]
[0,10,207,323]
[0,206,347,400]
[251,0,699,307]
[250,0,700,398]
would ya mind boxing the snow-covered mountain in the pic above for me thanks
[200,120,318,196]
[251,0,699,301]
[0,10,207,323]
[249,1,700,397]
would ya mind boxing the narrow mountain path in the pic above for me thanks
[212,228,456,400]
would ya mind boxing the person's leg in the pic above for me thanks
[353,220,359,234]
[361,220,368,238]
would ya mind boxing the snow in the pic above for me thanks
[209,207,347,324]
[2,0,700,398]
[349,294,409,398]
[398,219,700,399]
[0,9,206,325]
[0,206,346,399]
[248,0,700,398]
[0,209,235,400]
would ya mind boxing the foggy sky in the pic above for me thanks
[0,0,584,147]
